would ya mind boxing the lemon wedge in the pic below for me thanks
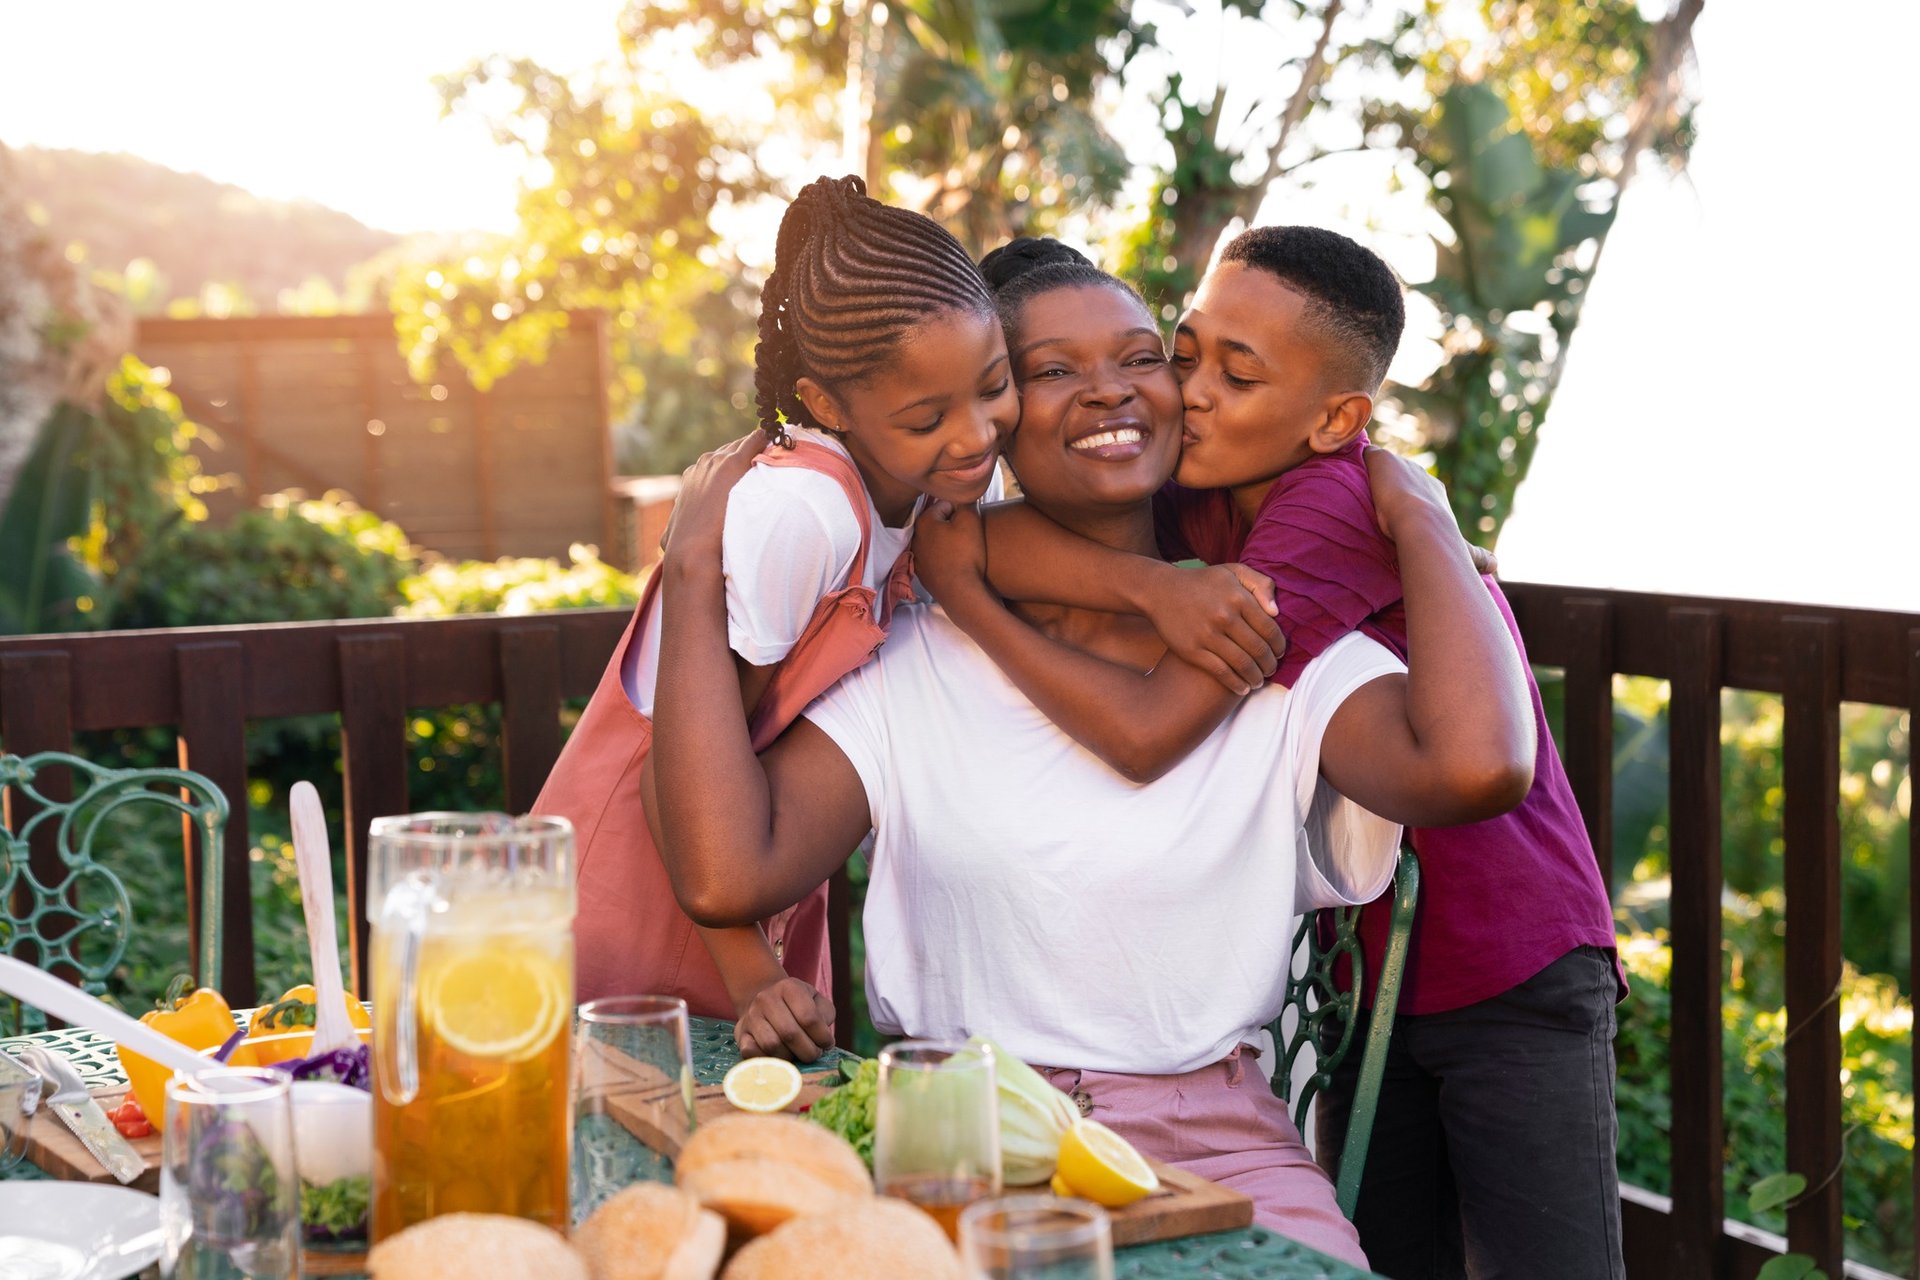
[1054,1118,1159,1208]
[722,1056,804,1113]
[423,944,567,1061]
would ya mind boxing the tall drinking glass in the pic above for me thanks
[573,996,697,1219]
[160,1067,302,1279]
[872,1039,1001,1241]
[368,812,575,1241]
[959,1195,1115,1280]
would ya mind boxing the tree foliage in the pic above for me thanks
[1386,82,1615,542]
[1113,0,1701,545]
[391,55,770,474]
[622,1,1146,247]
[1117,0,1351,312]
[1367,0,1702,544]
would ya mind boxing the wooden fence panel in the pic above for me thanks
[1666,608,1725,1275]
[339,633,410,997]
[1780,617,1843,1274]
[1910,628,1920,1280]
[175,641,256,1002]
[136,312,616,565]
[1561,597,1616,884]
[499,624,563,814]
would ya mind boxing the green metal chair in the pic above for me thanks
[1268,844,1421,1220]
[1,751,229,1034]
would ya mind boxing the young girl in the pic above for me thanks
[535,175,1018,1060]
[536,179,1273,1061]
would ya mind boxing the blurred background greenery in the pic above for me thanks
[0,2,1909,1271]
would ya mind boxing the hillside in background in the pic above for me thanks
[5,145,403,311]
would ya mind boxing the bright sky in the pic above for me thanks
[2,0,1914,612]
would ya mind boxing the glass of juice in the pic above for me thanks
[367,812,575,1242]
[959,1195,1115,1279]
[573,995,697,1218]
[873,1039,1001,1241]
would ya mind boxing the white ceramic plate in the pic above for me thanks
[0,1182,161,1280]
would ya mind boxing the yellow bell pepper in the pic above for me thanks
[247,982,372,1037]
[114,985,236,1133]
[235,983,373,1068]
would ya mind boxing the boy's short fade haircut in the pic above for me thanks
[1218,225,1405,392]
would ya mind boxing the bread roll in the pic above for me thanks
[721,1198,965,1280]
[367,1212,587,1280]
[675,1113,871,1239]
[576,1183,725,1280]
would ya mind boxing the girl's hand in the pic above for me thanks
[662,433,768,562]
[912,499,992,606]
[1142,563,1285,695]
[734,976,837,1063]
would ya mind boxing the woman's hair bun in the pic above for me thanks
[978,237,1093,291]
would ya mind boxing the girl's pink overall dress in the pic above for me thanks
[534,440,914,1014]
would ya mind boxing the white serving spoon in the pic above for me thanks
[0,956,208,1077]
[289,781,359,1058]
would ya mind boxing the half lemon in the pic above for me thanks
[423,945,568,1061]
[1054,1118,1159,1208]
[722,1056,804,1113]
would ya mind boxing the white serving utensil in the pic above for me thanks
[0,957,209,1078]
[289,781,358,1058]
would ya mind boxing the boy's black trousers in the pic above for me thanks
[1316,945,1626,1280]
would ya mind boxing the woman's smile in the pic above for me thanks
[1067,415,1152,461]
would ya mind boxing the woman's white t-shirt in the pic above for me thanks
[624,427,1002,714]
[802,611,1405,1076]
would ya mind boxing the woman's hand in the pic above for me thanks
[912,499,993,607]
[1141,563,1285,696]
[734,976,837,1064]
[661,433,767,563]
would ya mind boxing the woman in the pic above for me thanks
[538,180,1280,1060]
[648,252,1533,1264]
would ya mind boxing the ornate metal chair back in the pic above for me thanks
[1,751,229,1035]
[1267,844,1421,1220]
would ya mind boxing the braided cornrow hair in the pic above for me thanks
[754,174,995,445]
[977,237,1148,349]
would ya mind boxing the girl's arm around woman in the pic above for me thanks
[650,437,872,929]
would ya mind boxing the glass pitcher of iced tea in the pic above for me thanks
[367,813,575,1242]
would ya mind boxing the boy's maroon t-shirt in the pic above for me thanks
[1159,436,1621,1013]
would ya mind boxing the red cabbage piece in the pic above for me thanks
[286,1043,370,1092]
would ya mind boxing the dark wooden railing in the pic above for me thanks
[3,582,1916,1279]
[1506,584,1919,1280]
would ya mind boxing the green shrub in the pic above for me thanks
[398,544,637,616]
[1615,917,1913,1274]
[113,492,417,628]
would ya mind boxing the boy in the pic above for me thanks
[949,227,1625,1280]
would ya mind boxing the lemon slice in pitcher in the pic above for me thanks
[1054,1118,1159,1208]
[425,945,567,1061]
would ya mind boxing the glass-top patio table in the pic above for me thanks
[1,1016,1380,1279]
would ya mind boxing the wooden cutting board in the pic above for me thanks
[605,1072,1253,1247]
[19,1084,161,1193]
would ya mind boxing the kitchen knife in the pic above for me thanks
[12,1043,146,1185]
